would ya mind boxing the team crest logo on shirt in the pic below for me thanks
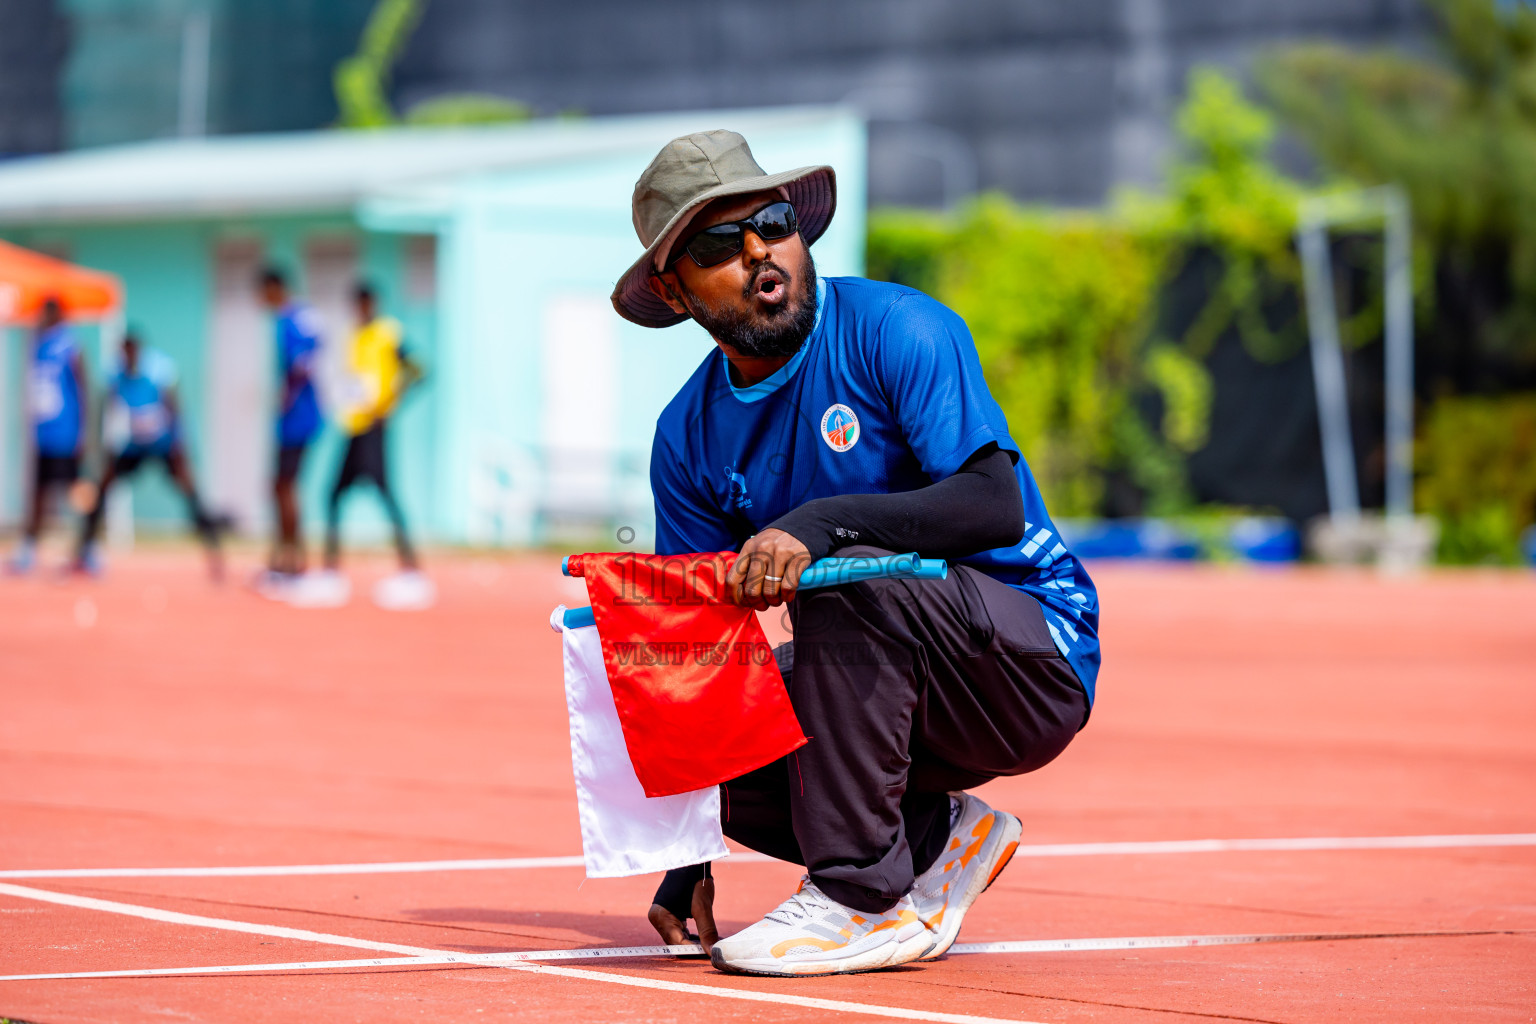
[820,404,860,452]
[724,466,753,510]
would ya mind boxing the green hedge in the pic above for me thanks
[871,201,1167,516]
[868,70,1294,518]
[869,69,1535,565]
[1259,0,1536,382]
[1417,394,1536,563]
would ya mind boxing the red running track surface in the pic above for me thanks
[1,548,1533,1022]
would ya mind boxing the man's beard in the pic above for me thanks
[679,250,818,358]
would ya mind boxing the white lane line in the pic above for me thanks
[476,961,1050,1024]
[0,882,436,956]
[5,832,1532,878]
[1,929,1516,982]
[0,883,1039,1024]
[0,855,588,879]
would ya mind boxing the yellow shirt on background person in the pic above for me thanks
[340,316,405,436]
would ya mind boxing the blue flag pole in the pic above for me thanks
[559,552,946,630]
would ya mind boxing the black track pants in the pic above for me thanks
[720,544,1088,915]
[325,420,415,566]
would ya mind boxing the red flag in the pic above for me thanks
[568,551,807,798]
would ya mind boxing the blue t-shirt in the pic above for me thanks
[275,302,323,447]
[651,277,1101,702]
[109,348,179,454]
[29,326,83,457]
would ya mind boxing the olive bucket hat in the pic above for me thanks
[610,129,836,328]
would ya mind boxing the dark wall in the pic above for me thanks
[394,0,1427,206]
[1166,238,1391,522]
[0,0,69,156]
[1186,329,1388,522]
[4,0,1429,186]
[214,0,376,135]
[40,0,373,150]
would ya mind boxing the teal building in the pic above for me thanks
[0,107,866,547]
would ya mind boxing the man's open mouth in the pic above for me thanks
[750,267,788,306]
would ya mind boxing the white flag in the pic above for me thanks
[551,606,727,878]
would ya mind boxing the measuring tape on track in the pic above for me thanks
[0,945,707,982]
[2,930,1517,983]
[946,929,1512,955]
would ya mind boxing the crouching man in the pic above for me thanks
[613,131,1100,977]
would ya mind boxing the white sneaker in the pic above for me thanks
[371,570,436,611]
[709,877,933,977]
[910,792,1022,960]
[285,570,351,608]
[252,569,295,601]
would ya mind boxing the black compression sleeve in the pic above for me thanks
[765,445,1026,561]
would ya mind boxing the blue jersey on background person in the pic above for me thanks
[652,275,1100,700]
[30,321,84,458]
[275,302,323,448]
[258,266,323,579]
[9,297,90,575]
[74,333,224,580]
[108,346,179,455]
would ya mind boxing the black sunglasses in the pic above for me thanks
[673,201,799,268]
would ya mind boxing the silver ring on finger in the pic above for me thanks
[763,575,783,583]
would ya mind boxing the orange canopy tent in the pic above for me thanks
[0,239,122,326]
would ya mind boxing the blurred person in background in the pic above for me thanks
[256,267,324,589]
[289,283,431,610]
[71,332,225,580]
[7,297,89,574]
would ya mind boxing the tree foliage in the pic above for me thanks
[334,0,423,129]
[1122,69,1311,364]
[334,0,531,129]
[1259,0,1536,380]
[405,94,532,126]
[1417,394,1536,562]
[869,70,1308,517]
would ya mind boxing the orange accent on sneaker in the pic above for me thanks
[985,840,1019,888]
[769,935,846,958]
[958,813,995,868]
[764,909,918,959]
[867,909,921,934]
